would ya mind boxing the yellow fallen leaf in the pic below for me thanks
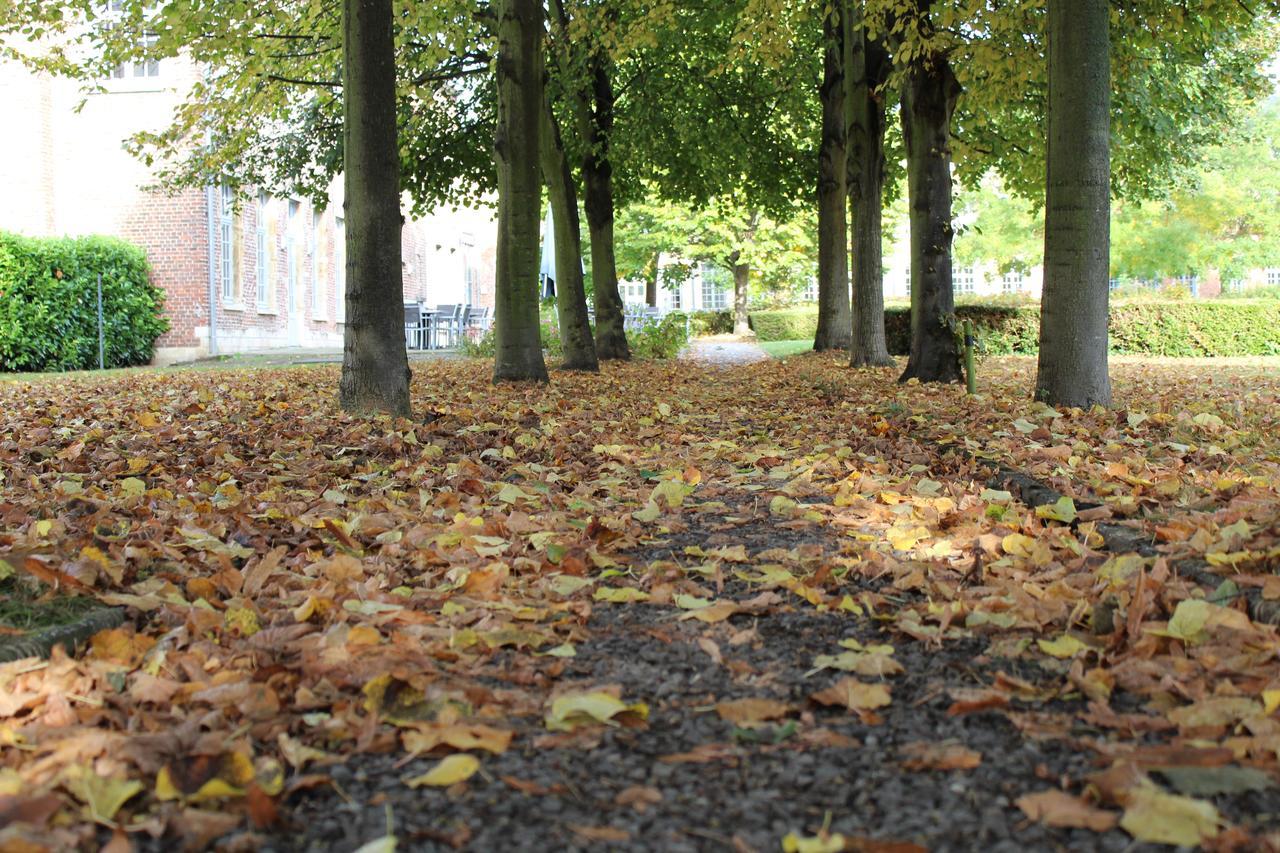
[782,831,846,853]
[1037,634,1091,659]
[1120,784,1220,846]
[593,587,649,604]
[405,754,480,788]
[545,691,649,732]
[65,765,143,823]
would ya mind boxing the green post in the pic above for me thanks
[963,319,976,395]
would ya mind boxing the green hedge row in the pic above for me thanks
[0,232,169,372]
[745,302,1280,356]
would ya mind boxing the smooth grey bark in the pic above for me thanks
[493,0,549,383]
[338,0,411,416]
[846,2,893,368]
[814,0,852,352]
[540,94,598,372]
[898,9,964,385]
[732,260,751,337]
[1036,0,1112,407]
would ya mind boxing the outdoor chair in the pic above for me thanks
[404,301,424,350]
[434,304,463,348]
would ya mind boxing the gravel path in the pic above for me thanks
[242,495,1280,853]
[681,337,770,366]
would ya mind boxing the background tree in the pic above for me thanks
[336,0,410,416]
[540,93,598,371]
[895,0,963,384]
[814,1,851,351]
[1035,0,1110,407]
[492,0,548,383]
[846,0,894,366]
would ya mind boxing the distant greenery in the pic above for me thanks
[746,301,1280,357]
[0,233,169,372]
[759,340,813,359]
[461,312,689,361]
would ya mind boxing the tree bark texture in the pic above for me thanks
[540,94,598,372]
[1036,0,1112,408]
[578,55,630,360]
[814,1,852,352]
[493,0,549,383]
[732,260,751,337]
[338,0,411,416]
[846,2,894,368]
[898,22,963,385]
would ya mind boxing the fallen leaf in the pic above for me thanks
[405,754,480,788]
[1015,789,1118,831]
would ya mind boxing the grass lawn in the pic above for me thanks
[759,338,813,358]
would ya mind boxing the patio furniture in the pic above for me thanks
[434,304,464,348]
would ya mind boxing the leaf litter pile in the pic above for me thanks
[1,355,1279,852]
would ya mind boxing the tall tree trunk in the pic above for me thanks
[540,94,598,372]
[580,58,631,360]
[645,257,659,307]
[898,10,963,385]
[493,0,549,383]
[846,2,893,367]
[338,0,411,416]
[732,259,751,337]
[814,0,851,352]
[1036,0,1111,407]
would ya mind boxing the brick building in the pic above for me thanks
[0,47,495,364]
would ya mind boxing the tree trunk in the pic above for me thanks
[645,258,659,307]
[1036,0,1111,407]
[338,0,411,416]
[732,260,751,336]
[898,12,963,385]
[540,93,598,372]
[814,1,851,352]
[579,59,630,361]
[493,0,549,383]
[846,2,893,368]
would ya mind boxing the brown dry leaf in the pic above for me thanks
[715,697,792,725]
[899,740,982,772]
[811,678,892,712]
[1015,789,1118,831]
[614,785,663,812]
[569,824,631,843]
[698,637,724,664]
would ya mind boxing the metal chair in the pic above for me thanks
[404,301,424,350]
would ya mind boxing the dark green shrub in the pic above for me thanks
[747,308,820,342]
[688,310,733,336]
[630,313,690,359]
[0,232,168,372]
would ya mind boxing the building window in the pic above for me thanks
[1001,271,1024,294]
[110,31,160,79]
[219,186,238,304]
[620,281,645,305]
[701,272,728,311]
[1265,269,1280,287]
[802,278,819,302]
[287,200,300,313]
[335,217,346,322]
[310,209,323,316]
[668,285,682,311]
[255,193,272,310]
[955,266,976,294]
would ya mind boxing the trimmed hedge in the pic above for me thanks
[746,302,1280,357]
[687,310,734,336]
[0,233,169,371]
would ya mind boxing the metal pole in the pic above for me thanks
[963,319,976,395]
[97,273,105,371]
